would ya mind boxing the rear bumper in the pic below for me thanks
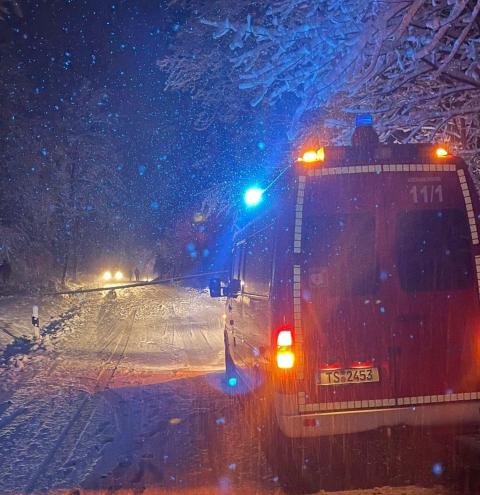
[275,393,480,438]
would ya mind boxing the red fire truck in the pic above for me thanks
[210,117,480,489]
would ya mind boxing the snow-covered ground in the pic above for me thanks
[0,292,81,375]
[0,285,458,494]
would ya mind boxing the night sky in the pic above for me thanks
[2,0,290,247]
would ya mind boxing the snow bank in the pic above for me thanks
[0,291,84,385]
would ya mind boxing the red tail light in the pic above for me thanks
[350,361,374,369]
[275,325,295,369]
[320,363,342,371]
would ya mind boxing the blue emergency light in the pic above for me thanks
[244,187,264,207]
[355,114,374,127]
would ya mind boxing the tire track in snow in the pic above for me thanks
[0,297,116,491]
[0,303,102,443]
[0,401,33,431]
[22,309,137,493]
[1,286,228,493]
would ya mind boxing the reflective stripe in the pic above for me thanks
[308,163,456,177]
[293,264,303,381]
[296,164,478,411]
[457,169,479,245]
[298,392,480,413]
[476,255,480,299]
[293,177,306,382]
[293,176,306,253]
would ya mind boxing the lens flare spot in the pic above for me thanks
[432,463,444,476]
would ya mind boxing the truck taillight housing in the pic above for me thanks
[276,326,295,369]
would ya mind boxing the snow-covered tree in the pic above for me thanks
[161,0,480,162]
[0,0,21,21]
[1,77,127,283]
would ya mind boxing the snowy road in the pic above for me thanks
[0,286,454,494]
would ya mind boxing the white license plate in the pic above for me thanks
[318,368,380,386]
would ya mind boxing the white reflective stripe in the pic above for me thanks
[296,164,475,408]
[457,170,479,246]
[293,264,304,381]
[300,392,480,412]
[293,177,306,253]
[310,163,456,176]
[476,256,480,299]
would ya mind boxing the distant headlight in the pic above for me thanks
[103,271,112,281]
[114,271,123,281]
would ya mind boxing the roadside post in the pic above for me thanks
[32,305,40,339]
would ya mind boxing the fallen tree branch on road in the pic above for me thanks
[44,271,228,296]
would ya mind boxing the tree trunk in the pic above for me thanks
[71,254,78,282]
[71,217,80,282]
[67,159,78,283]
[61,253,69,287]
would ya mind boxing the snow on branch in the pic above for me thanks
[160,0,480,162]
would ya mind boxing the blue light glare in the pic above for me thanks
[244,187,264,207]
[227,376,238,387]
[432,463,444,476]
